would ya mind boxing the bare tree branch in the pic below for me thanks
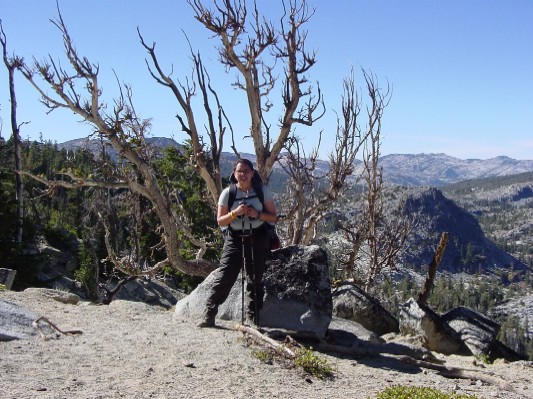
[280,69,368,245]
[138,27,225,206]
[16,9,215,277]
[189,0,325,183]
[334,71,416,290]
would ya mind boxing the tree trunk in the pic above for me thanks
[1,23,24,243]
[417,232,449,305]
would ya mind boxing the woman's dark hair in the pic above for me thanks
[229,158,263,187]
[236,158,254,170]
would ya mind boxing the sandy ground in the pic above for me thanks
[1,289,533,399]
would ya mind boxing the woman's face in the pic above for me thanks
[234,162,254,186]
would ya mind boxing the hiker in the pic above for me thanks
[198,158,277,328]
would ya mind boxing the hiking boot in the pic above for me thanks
[198,307,217,328]
[246,312,260,328]
[197,313,216,328]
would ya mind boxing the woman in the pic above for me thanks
[198,159,277,328]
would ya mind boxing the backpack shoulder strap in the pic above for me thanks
[256,184,264,205]
[228,181,264,207]
[228,183,237,208]
[251,172,265,205]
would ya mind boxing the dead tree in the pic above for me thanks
[186,0,325,183]
[15,1,389,278]
[143,1,375,246]
[417,231,449,305]
[1,21,25,243]
[16,11,215,277]
[279,134,320,244]
[339,71,414,291]
[280,70,367,245]
[138,30,228,207]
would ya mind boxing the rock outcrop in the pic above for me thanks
[398,298,470,355]
[332,282,399,336]
[442,306,500,357]
[174,245,333,339]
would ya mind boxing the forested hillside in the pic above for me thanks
[442,171,533,268]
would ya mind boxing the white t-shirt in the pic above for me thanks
[218,185,273,230]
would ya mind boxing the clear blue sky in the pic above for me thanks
[1,0,532,160]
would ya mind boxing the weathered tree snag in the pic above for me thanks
[417,231,449,305]
[0,22,25,244]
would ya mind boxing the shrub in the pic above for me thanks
[293,347,334,380]
[251,345,334,380]
[372,385,479,399]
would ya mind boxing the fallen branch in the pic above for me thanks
[396,355,518,394]
[234,324,296,358]
[316,341,518,395]
[235,322,519,394]
[261,328,321,343]
[33,316,83,341]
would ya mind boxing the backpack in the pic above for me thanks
[226,176,281,251]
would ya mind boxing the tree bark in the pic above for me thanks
[417,231,449,305]
[1,22,24,243]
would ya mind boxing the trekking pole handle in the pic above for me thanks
[233,202,248,218]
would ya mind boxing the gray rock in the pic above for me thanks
[172,268,235,321]
[144,292,157,302]
[325,316,385,347]
[442,306,500,357]
[0,268,17,290]
[489,340,527,362]
[174,245,333,339]
[332,282,399,336]
[378,333,440,361]
[0,299,53,341]
[24,288,81,305]
[261,245,332,338]
[114,278,186,309]
[399,298,470,355]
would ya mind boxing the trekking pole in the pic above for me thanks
[240,191,248,325]
[241,210,245,325]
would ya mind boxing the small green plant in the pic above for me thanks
[0,283,6,291]
[294,347,334,379]
[371,385,480,399]
[252,349,274,364]
[250,343,334,380]
[473,353,492,365]
[75,242,97,299]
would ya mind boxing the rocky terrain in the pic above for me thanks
[2,288,533,399]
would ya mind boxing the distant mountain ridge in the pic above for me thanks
[379,153,533,186]
[58,138,533,187]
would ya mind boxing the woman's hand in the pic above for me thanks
[246,206,260,219]
[235,203,261,219]
[234,203,248,217]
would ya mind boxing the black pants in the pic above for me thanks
[205,226,270,320]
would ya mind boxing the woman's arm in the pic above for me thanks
[257,199,277,223]
[217,203,248,226]
[217,205,234,227]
